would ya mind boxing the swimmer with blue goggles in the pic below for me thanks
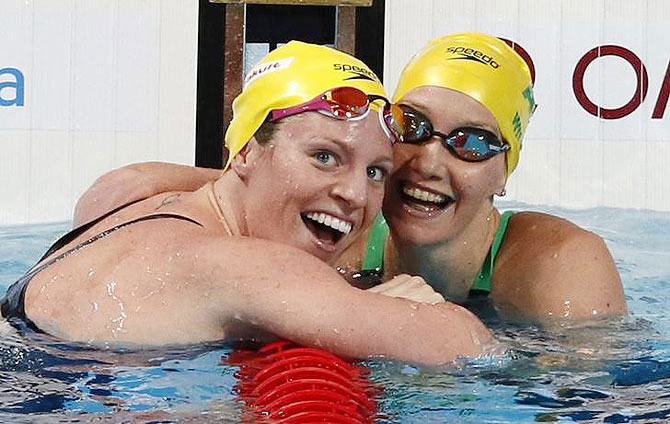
[395,105,509,162]
[268,85,509,163]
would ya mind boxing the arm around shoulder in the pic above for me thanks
[189,235,493,365]
[73,162,221,227]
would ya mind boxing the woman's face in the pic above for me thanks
[383,86,507,246]
[240,111,393,264]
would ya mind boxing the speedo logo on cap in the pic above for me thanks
[333,63,380,82]
[244,57,294,87]
[446,47,499,69]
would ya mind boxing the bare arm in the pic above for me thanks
[495,213,627,324]
[194,236,493,365]
[73,162,221,226]
[25,216,492,365]
[535,229,626,321]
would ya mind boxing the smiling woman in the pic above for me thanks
[0,41,493,366]
[339,32,627,325]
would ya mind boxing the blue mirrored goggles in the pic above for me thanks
[398,105,509,162]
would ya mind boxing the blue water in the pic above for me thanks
[1,202,670,423]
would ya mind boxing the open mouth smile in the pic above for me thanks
[301,212,353,246]
[400,184,455,213]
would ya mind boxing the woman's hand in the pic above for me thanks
[366,274,445,304]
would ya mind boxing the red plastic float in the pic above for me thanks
[223,341,379,423]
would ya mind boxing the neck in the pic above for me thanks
[391,205,501,302]
[206,175,247,237]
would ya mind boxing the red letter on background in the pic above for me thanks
[572,45,649,119]
[573,45,648,119]
[499,38,536,85]
[652,60,670,119]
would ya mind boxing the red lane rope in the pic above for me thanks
[223,341,380,423]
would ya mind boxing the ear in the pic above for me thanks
[493,174,507,197]
[229,138,259,181]
[492,158,508,197]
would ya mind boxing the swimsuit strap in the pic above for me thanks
[361,213,389,271]
[361,210,515,296]
[23,213,203,279]
[37,198,147,263]
[3,212,202,332]
[470,210,515,294]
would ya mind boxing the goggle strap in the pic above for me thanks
[377,107,395,143]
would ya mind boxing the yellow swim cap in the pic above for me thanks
[393,32,535,175]
[224,41,387,170]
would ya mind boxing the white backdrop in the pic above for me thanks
[2,0,669,225]
[0,0,198,225]
[384,0,670,211]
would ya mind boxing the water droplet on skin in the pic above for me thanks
[564,300,571,306]
[409,303,418,310]
[333,328,340,335]
[592,309,598,315]
[88,268,95,277]
[92,302,98,311]
[552,253,559,259]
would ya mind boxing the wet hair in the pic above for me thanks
[253,119,280,145]
[253,112,304,145]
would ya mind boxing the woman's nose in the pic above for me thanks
[330,169,369,211]
[407,139,449,181]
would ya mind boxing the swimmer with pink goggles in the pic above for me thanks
[270,86,509,162]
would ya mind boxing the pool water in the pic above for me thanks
[1,202,670,423]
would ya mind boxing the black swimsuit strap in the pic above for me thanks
[37,198,148,262]
[25,213,202,280]
[4,210,202,333]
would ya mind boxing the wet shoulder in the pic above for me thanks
[492,212,596,290]
[492,211,614,319]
